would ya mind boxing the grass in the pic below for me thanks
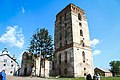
[55,77,120,80]
[57,77,85,80]
[101,77,120,80]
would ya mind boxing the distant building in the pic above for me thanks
[94,67,112,77]
[0,48,19,75]
[54,3,94,77]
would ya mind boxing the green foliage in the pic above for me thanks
[58,77,85,80]
[28,28,54,59]
[28,28,54,77]
[109,61,120,76]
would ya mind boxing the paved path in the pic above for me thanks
[6,76,57,80]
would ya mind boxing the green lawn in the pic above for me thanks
[101,77,120,80]
[56,77,120,80]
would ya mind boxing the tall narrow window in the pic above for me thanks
[82,51,85,62]
[59,54,61,64]
[65,30,67,38]
[64,13,67,20]
[60,17,62,24]
[80,30,83,36]
[80,40,85,47]
[59,68,61,75]
[82,42,85,47]
[64,68,67,76]
[59,26,61,31]
[60,33,62,40]
[65,51,67,63]
[65,23,67,28]
[78,13,82,21]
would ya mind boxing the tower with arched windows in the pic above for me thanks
[54,3,94,77]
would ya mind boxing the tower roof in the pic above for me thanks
[2,48,8,54]
[56,3,85,18]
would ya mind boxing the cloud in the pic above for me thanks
[93,50,101,56]
[21,7,25,13]
[0,51,2,55]
[90,38,100,48]
[91,38,101,56]
[0,26,24,48]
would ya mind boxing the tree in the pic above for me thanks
[28,28,54,77]
[109,61,120,76]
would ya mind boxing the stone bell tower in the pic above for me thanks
[54,3,94,77]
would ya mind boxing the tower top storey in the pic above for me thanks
[56,3,85,20]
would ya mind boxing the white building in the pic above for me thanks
[0,48,19,75]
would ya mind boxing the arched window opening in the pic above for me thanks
[84,68,86,70]
[60,43,62,48]
[82,42,85,47]
[59,26,61,31]
[64,68,67,76]
[59,54,61,64]
[80,30,83,36]
[64,13,67,20]
[65,30,67,38]
[59,17,62,24]
[65,23,67,28]
[82,51,85,62]
[59,68,61,75]
[78,13,82,21]
[84,73,86,76]
[60,33,62,40]
[65,51,67,63]
[80,40,85,47]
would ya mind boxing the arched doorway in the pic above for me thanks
[24,67,27,76]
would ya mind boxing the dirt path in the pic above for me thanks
[6,76,56,80]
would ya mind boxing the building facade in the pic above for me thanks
[54,3,94,77]
[0,48,19,75]
[94,67,112,77]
